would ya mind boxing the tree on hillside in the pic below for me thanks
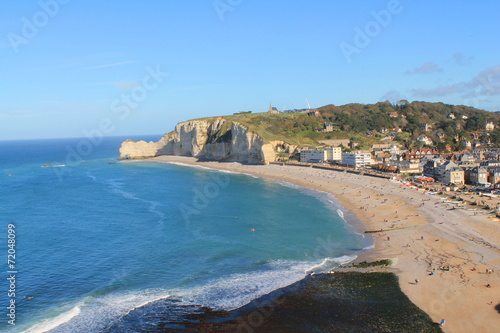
[451,141,466,151]
[457,130,469,141]
[465,115,486,131]
[404,114,420,134]
[436,142,448,153]
[490,129,500,146]
[436,120,457,136]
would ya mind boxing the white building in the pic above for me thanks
[417,135,433,146]
[342,151,372,168]
[325,146,342,162]
[444,168,465,185]
[391,160,421,174]
[300,149,327,162]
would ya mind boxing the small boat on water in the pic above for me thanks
[42,164,65,167]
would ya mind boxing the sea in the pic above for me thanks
[0,136,370,332]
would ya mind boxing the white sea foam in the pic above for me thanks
[23,290,171,333]
[21,256,360,333]
[24,303,82,333]
[178,256,354,311]
[222,169,260,179]
[305,255,357,274]
[274,179,304,190]
[24,257,350,332]
[164,161,261,179]
[164,161,218,171]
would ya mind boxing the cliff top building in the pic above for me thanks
[268,103,279,114]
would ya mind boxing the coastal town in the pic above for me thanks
[298,144,500,187]
[286,121,500,220]
[294,119,500,188]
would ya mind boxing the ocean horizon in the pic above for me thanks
[0,136,370,332]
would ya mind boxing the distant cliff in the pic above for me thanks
[119,118,297,164]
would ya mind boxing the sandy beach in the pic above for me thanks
[153,156,500,332]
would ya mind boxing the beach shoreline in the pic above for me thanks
[149,155,500,332]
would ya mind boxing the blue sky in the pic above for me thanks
[1,0,499,140]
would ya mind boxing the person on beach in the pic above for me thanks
[440,319,445,327]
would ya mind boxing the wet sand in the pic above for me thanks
[152,156,500,332]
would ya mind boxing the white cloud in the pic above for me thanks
[379,90,405,103]
[411,66,500,99]
[405,62,444,75]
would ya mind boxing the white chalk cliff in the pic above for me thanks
[119,119,292,164]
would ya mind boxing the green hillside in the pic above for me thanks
[193,101,500,150]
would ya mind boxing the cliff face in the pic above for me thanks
[119,136,171,159]
[119,119,283,164]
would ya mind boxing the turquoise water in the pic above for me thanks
[0,137,369,332]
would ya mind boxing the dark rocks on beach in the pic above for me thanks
[114,272,441,332]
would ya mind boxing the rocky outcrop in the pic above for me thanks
[119,119,289,164]
[119,136,171,159]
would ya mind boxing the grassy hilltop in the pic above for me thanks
[188,101,500,150]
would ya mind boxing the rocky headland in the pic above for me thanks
[119,118,297,164]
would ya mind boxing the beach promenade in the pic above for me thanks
[154,156,500,333]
